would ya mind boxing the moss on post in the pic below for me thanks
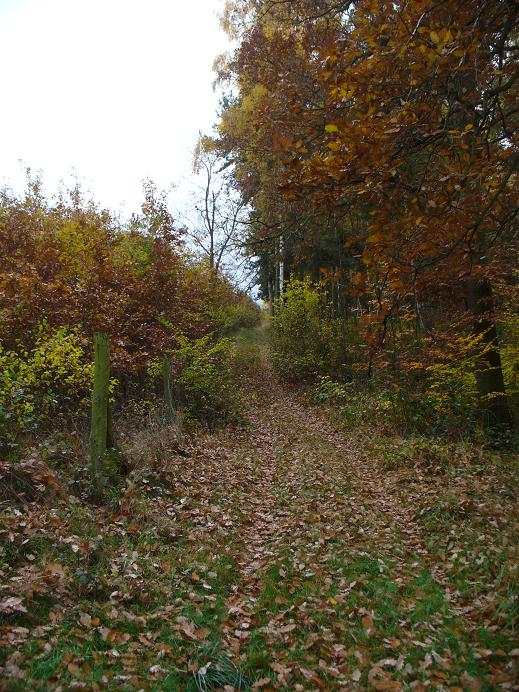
[90,332,110,483]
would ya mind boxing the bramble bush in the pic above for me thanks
[313,373,475,437]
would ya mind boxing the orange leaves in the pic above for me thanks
[0,181,250,377]
[213,0,518,410]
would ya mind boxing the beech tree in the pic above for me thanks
[216,0,519,427]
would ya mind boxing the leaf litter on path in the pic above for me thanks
[1,335,518,689]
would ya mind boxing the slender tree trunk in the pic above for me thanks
[90,332,111,484]
[466,277,511,428]
[274,255,280,303]
[209,231,214,271]
[267,279,274,316]
[162,357,174,421]
[279,237,284,300]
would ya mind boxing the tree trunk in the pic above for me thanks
[90,332,111,483]
[466,277,511,428]
[267,279,274,316]
[162,357,174,421]
[279,236,284,300]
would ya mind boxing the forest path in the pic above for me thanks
[2,327,517,690]
[176,327,472,689]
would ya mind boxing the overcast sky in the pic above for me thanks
[0,0,230,214]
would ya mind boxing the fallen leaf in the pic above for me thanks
[0,597,27,614]
[362,614,376,637]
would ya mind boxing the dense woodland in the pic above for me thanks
[213,0,519,434]
[1,0,518,690]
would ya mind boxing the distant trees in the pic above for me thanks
[0,175,260,458]
[185,134,249,278]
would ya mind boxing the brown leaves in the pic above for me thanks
[0,597,27,614]
[173,616,210,643]
[217,0,519,389]
[367,664,403,690]
[1,335,518,691]
[362,613,376,637]
[0,183,249,378]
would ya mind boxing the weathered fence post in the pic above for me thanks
[90,332,110,484]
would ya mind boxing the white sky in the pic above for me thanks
[0,0,230,214]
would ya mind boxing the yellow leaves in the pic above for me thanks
[339,84,357,99]
[241,83,269,115]
[428,27,454,49]
[325,124,339,133]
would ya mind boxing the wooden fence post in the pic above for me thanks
[90,332,110,483]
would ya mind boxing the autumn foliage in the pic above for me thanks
[0,177,259,451]
[215,0,519,429]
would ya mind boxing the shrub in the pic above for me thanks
[500,303,519,419]
[270,278,346,381]
[23,325,93,413]
[421,332,481,421]
[209,298,262,335]
[313,375,452,436]
[174,334,242,428]
[0,348,36,451]
[0,326,94,452]
[314,376,396,426]
[223,301,262,331]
